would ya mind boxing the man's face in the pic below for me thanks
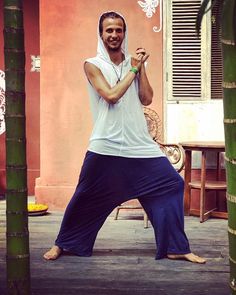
[101,17,125,52]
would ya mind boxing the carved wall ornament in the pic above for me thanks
[137,0,162,32]
[0,70,5,135]
[31,55,40,72]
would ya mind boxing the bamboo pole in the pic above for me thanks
[197,0,236,293]
[222,1,236,293]
[3,0,31,293]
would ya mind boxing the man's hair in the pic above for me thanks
[99,11,126,35]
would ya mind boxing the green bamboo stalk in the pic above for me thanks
[222,0,236,293]
[3,0,31,294]
[197,1,236,294]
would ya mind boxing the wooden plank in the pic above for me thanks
[0,200,230,295]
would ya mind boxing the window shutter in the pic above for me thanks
[211,1,223,99]
[171,0,202,100]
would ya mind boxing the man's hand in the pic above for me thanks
[131,48,153,106]
[136,48,150,63]
[131,48,150,70]
[131,56,142,71]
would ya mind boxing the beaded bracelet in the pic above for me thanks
[130,67,139,74]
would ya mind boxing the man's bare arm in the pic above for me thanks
[84,61,141,104]
[135,48,153,106]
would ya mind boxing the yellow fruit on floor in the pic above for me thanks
[28,203,48,212]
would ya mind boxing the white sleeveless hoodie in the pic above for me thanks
[85,12,164,158]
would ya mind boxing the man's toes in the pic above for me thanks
[43,247,62,260]
[186,253,206,264]
[167,253,206,264]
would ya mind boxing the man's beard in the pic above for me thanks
[108,45,121,52]
[106,39,122,52]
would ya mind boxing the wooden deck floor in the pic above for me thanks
[0,200,230,295]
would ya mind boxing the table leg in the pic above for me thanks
[216,152,221,180]
[184,150,192,215]
[200,151,206,222]
[216,152,220,210]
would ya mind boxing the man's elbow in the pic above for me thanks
[140,93,153,106]
[104,93,120,104]
[141,98,152,106]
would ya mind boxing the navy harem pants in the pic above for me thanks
[55,151,191,259]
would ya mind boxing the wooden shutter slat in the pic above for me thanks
[211,1,223,99]
[170,0,222,101]
[172,0,202,99]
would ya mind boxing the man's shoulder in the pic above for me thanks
[85,56,102,65]
[85,56,97,61]
[85,56,110,70]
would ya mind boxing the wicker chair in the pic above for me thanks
[114,107,185,228]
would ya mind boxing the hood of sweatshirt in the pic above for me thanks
[96,11,129,63]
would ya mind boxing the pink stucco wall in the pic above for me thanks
[0,0,40,196]
[35,0,163,209]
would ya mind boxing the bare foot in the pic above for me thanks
[167,253,206,264]
[43,245,62,260]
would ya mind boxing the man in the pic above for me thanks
[44,11,206,264]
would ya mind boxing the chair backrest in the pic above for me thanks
[143,107,185,173]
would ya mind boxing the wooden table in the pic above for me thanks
[179,141,227,222]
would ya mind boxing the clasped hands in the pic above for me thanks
[131,47,149,71]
